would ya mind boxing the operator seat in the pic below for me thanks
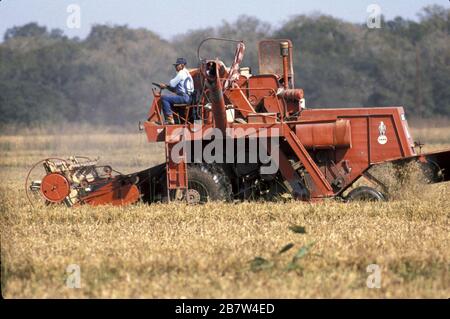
[172,70,201,123]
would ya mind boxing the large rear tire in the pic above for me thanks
[186,164,232,203]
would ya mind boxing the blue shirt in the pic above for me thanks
[169,68,194,95]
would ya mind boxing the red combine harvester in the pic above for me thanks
[26,38,450,206]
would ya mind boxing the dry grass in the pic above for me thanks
[1,125,449,298]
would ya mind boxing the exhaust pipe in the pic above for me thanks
[280,41,290,89]
[203,61,229,134]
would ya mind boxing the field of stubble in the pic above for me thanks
[1,123,449,298]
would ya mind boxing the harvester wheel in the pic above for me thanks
[419,160,443,183]
[187,164,232,203]
[345,186,386,202]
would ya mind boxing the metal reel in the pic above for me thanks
[25,158,70,207]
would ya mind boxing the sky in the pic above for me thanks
[0,0,447,41]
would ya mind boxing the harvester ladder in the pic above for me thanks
[164,127,188,202]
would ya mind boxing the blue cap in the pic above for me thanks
[173,57,187,66]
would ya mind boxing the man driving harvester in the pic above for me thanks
[158,58,194,124]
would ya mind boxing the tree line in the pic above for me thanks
[0,5,448,125]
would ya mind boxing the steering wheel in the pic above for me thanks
[152,82,165,94]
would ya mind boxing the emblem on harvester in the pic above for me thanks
[378,121,387,145]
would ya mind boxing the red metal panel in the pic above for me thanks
[165,127,188,192]
[295,120,352,149]
[369,116,403,163]
[144,122,165,142]
[224,86,255,117]
[81,181,140,206]
[247,113,278,124]
[246,75,284,114]
[298,107,417,192]
[166,143,188,189]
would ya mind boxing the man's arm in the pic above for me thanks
[169,72,184,88]
[159,72,185,91]
[158,83,176,93]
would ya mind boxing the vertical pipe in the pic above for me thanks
[280,41,290,89]
[205,62,228,134]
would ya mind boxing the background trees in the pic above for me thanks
[0,5,448,126]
